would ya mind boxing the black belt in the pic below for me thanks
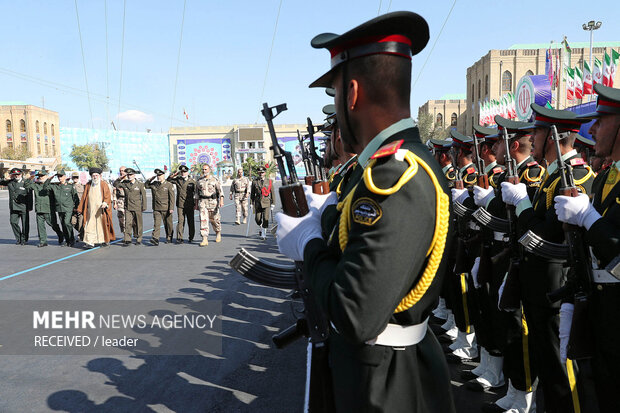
[199,194,218,199]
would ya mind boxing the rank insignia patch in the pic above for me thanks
[352,197,382,226]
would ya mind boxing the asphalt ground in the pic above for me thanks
[0,187,510,413]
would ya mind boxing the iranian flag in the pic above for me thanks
[574,66,584,99]
[583,61,593,94]
[566,67,575,100]
[593,57,603,86]
[545,48,553,87]
[562,37,571,80]
[608,49,619,87]
[603,51,612,86]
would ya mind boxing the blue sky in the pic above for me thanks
[1,0,618,132]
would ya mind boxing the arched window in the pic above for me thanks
[436,113,443,127]
[502,70,513,91]
[451,113,458,127]
[44,122,48,135]
[471,83,475,101]
[485,75,489,96]
[525,70,534,77]
[51,124,55,136]
[6,120,12,133]
[20,119,26,133]
[36,120,40,133]
[478,79,481,100]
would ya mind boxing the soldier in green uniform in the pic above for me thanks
[167,164,196,244]
[113,166,128,234]
[430,138,456,188]
[322,104,357,194]
[114,167,147,246]
[276,12,455,412]
[0,168,31,245]
[145,168,175,245]
[22,171,64,247]
[250,166,274,240]
[45,170,79,246]
[554,84,620,412]
[501,105,595,413]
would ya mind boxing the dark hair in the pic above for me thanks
[348,54,411,108]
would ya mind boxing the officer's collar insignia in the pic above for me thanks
[492,167,503,174]
[352,197,382,226]
[466,166,476,175]
[527,161,538,167]
[570,158,586,166]
[371,139,404,159]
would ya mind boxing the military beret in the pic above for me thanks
[72,172,80,178]
[450,130,473,150]
[89,167,103,175]
[154,168,165,176]
[577,84,620,119]
[178,165,189,172]
[309,11,429,88]
[9,168,22,175]
[124,168,136,175]
[56,169,66,176]
[530,104,589,132]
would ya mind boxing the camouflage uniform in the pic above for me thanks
[230,176,250,223]
[114,181,126,234]
[72,178,85,235]
[195,174,223,239]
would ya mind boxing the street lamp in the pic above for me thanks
[583,20,602,101]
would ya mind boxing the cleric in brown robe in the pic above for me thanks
[77,167,115,247]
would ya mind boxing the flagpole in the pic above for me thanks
[583,21,602,102]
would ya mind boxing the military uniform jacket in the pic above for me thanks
[21,179,54,213]
[167,176,196,209]
[230,177,250,197]
[486,162,506,189]
[585,166,620,266]
[196,175,222,209]
[442,164,456,189]
[145,179,175,211]
[73,182,85,199]
[114,179,147,212]
[517,154,594,306]
[304,126,455,413]
[250,178,274,209]
[44,181,79,213]
[0,178,31,212]
[329,156,358,193]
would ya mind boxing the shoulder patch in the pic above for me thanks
[570,158,586,166]
[527,161,538,167]
[371,139,404,159]
[492,167,503,174]
[466,167,476,175]
[351,197,382,226]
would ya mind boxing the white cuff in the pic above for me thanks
[515,198,532,217]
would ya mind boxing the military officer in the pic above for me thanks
[501,104,595,413]
[71,172,85,238]
[22,170,63,247]
[554,84,620,412]
[229,168,250,225]
[474,124,506,188]
[430,138,456,188]
[322,104,357,193]
[0,168,32,245]
[250,166,274,240]
[195,164,223,246]
[167,164,196,244]
[276,12,455,412]
[114,167,147,245]
[113,166,128,233]
[45,170,79,246]
[145,168,175,245]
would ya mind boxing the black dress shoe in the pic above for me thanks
[38,243,48,248]
[164,238,171,244]
[122,241,131,246]
[464,379,491,392]
[16,240,22,245]
[100,242,109,247]
[135,241,142,245]
[176,239,184,244]
[446,353,476,364]
[149,238,159,245]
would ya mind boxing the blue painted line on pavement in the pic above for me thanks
[1,203,233,281]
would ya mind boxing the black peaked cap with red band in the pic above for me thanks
[309,11,429,88]
[429,138,452,153]
[577,84,620,119]
[450,130,473,150]
[473,124,499,143]
[575,134,596,151]
[493,115,535,137]
[529,103,589,133]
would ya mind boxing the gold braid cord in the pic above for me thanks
[335,151,451,313]
[544,166,594,209]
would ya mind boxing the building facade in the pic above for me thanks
[0,103,60,161]
[418,94,467,134]
[466,41,620,133]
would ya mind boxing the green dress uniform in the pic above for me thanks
[1,172,32,245]
[45,178,80,246]
[511,106,595,413]
[167,167,196,243]
[114,175,147,243]
[145,174,175,243]
[250,174,274,229]
[328,155,358,193]
[23,175,64,246]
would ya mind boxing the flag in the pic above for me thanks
[609,49,619,87]
[545,48,553,87]
[545,101,554,109]
[574,66,583,99]
[583,61,593,94]
[478,101,483,125]
[603,51,612,86]
[183,108,189,120]
[566,67,575,100]
[562,37,571,80]
[593,57,603,86]
[554,48,560,89]
[509,93,517,119]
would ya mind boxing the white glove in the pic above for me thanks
[471,257,481,288]
[559,303,574,364]
[451,188,468,203]
[270,205,275,211]
[554,194,601,230]
[275,208,322,261]
[501,182,528,206]
[473,186,494,207]
[100,201,108,209]
[303,185,338,215]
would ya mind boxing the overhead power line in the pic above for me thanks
[169,0,188,130]
[74,0,94,128]
[118,0,127,129]
[255,0,283,124]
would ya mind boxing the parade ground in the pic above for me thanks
[0,188,507,412]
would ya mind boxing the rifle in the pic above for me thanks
[472,132,494,285]
[497,127,522,311]
[307,118,330,194]
[472,132,488,189]
[297,129,314,185]
[547,124,594,359]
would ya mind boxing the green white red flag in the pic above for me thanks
[574,67,583,99]
[583,61,593,94]
[604,49,619,87]
[566,67,575,100]
[593,57,603,86]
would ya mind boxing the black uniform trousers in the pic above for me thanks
[176,207,195,241]
[254,207,269,228]
[10,210,29,243]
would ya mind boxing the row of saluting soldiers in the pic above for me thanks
[427,83,620,413]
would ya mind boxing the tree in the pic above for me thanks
[242,158,276,179]
[416,112,450,143]
[69,143,109,171]
[0,145,32,160]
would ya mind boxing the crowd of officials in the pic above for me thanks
[0,163,275,248]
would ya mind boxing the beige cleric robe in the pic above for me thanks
[78,181,116,244]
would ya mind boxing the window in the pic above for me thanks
[37,142,41,154]
[44,122,48,135]
[525,70,534,77]
[36,120,40,133]
[478,79,481,100]
[472,117,475,128]
[6,120,11,133]
[502,70,513,91]
[51,124,55,136]
[45,144,49,156]
[248,142,256,149]
[485,75,489,96]
[436,113,443,127]
[21,140,28,150]
[471,83,474,101]
[451,113,458,127]
[258,141,263,148]
[20,119,26,133]
[6,141,13,149]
